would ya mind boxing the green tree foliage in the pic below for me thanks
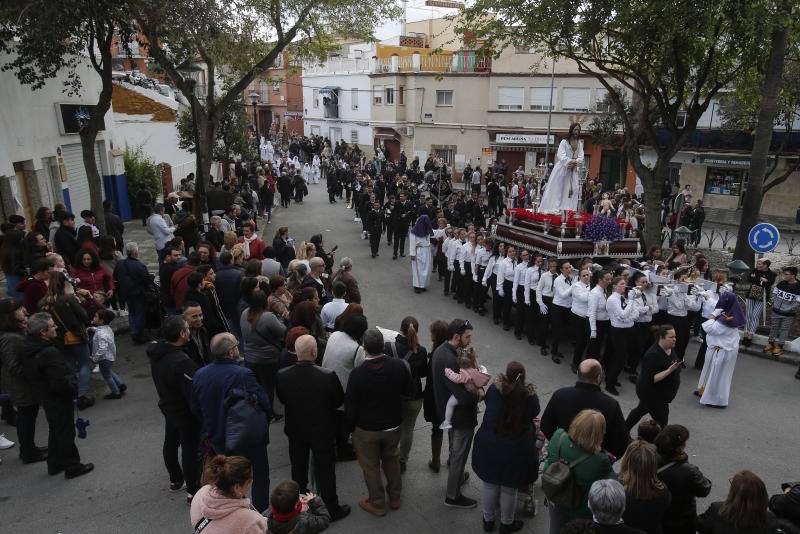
[177,98,255,163]
[123,145,162,203]
[459,0,762,249]
[0,0,140,230]
[137,0,401,220]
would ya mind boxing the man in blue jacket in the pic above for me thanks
[113,242,151,344]
[191,332,271,512]
[213,251,244,339]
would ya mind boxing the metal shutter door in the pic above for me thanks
[61,142,102,216]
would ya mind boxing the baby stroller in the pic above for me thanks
[518,416,547,517]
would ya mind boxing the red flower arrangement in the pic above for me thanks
[508,208,630,230]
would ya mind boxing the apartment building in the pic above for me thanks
[243,51,304,139]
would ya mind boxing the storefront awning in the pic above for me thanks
[374,127,400,140]
[318,86,339,94]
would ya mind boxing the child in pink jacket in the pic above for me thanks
[440,346,490,430]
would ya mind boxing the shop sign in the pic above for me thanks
[495,133,555,145]
[698,155,751,167]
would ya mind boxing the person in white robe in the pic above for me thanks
[312,155,321,184]
[302,163,312,184]
[409,214,434,293]
[539,123,584,213]
[696,291,745,407]
[265,140,274,163]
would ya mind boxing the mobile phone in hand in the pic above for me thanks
[331,245,338,252]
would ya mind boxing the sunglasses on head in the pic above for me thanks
[455,319,473,334]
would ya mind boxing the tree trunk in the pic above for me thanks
[191,112,217,223]
[733,21,788,265]
[640,166,665,251]
[79,129,106,233]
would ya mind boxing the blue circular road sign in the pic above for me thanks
[748,223,781,253]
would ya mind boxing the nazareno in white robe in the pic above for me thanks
[409,233,432,289]
[698,318,740,407]
[539,139,583,213]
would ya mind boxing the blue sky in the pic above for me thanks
[374,0,456,40]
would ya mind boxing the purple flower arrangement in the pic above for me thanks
[583,215,623,243]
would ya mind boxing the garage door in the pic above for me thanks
[61,142,103,216]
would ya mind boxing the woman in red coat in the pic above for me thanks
[70,248,115,300]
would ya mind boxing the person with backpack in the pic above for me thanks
[542,409,614,534]
[191,333,272,512]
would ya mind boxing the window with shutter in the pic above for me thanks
[529,87,555,111]
[312,89,319,109]
[436,90,453,106]
[595,88,610,113]
[373,86,382,105]
[497,86,524,110]
[562,88,591,111]
[351,129,359,144]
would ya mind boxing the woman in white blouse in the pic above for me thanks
[605,277,640,396]
[569,268,592,374]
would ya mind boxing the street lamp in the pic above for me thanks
[727,259,750,288]
[673,225,692,246]
[248,90,260,139]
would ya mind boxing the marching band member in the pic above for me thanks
[587,269,612,361]
[441,227,456,296]
[450,228,466,301]
[523,254,545,347]
[663,267,702,360]
[569,267,592,374]
[511,249,530,340]
[628,271,659,384]
[472,236,492,315]
[535,258,559,356]
[549,260,575,364]
[483,241,506,325]
[605,276,641,396]
[496,245,517,330]
[459,232,477,309]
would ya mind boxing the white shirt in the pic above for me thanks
[496,257,516,291]
[471,170,481,185]
[147,213,175,250]
[482,256,499,285]
[445,238,459,270]
[536,271,557,305]
[607,292,640,328]
[454,240,468,265]
[633,287,659,323]
[512,261,529,298]
[552,274,574,308]
[524,266,543,305]
[588,285,609,332]
[570,281,591,317]
[666,285,702,317]
[321,298,348,330]
[473,248,492,282]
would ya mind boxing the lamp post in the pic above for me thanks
[727,259,750,289]
[248,90,260,141]
[672,225,692,247]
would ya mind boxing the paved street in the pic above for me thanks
[1,184,799,534]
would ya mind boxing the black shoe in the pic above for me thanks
[119,384,127,393]
[605,385,620,396]
[445,495,478,509]
[514,333,522,340]
[132,335,151,345]
[483,519,496,532]
[76,396,95,410]
[36,445,48,453]
[551,355,561,364]
[400,253,406,257]
[103,392,122,400]
[170,478,185,491]
[329,504,351,522]
[444,291,450,296]
[502,325,510,331]
[21,452,48,464]
[414,288,422,294]
[795,368,800,380]
[428,460,440,473]
[393,255,398,260]
[65,462,94,479]
[499,520,524,534]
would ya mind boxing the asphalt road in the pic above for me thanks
[1,184,799,534]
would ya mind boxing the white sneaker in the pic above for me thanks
[92,365,100,374]
[0,433,15,449]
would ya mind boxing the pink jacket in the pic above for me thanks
[445,366,491,394]
[189,485,268,534]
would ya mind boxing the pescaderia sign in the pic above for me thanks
[495,133,555,145]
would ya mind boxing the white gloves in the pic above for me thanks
[448,265,454,272]
[629,287,641,299]
[540,304,549,315]
[590,330,597,339]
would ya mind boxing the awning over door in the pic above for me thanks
[374,127,400,140]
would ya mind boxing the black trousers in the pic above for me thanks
[386,221,394,245]
[626,397,670,430]
[393,231,407,257]
[514,286,527,337]
[452,261,462,300]
[550,304,571,355]
[502,280,514,327]
[670,314,690,360]
[333,410,352,454]
[489,276,503,322]
[163,415,202,495]
[443,265,452,295]
[525,295,540,345]
[246,360,278,409]
[695,329,708,370]
[473,267,487,310]
[16,403,41,460]
[537,296,553,348]
[571,313,590,367]
[328,190,336,203]
[630,322,653,372]
[607,326,636,387]
[42,400,81,474]
[288,436,340,511]
[588,320,610,360]
[461,263,473,307]
[369,232,381,256]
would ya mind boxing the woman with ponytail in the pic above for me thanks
[472,361,540,534]
[384,316,429,473]
[189,455,267,534]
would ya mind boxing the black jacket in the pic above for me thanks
[657,456,712,533]
[113,257,150,300]
[697,501,797,534]
[345,355,413,432]
[276,361,344,442]
[54,226,79,265]
[770,483,800,530]
[0,331,37,406]
[540,381,630,459]
[147,341,199,420]
[392,200,414,233]
[20,335,75,404]
[104,209,125,245]
[384,334,428,400]
[366,208,383,235]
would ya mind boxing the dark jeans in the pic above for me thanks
[228,439,270,512]
[127,298,146,338]
[16,403,41,460]
[162,415,202,495]
[42,400,81,473]
[288,436,340,511]
[626,397,669,430]
[447,425,475,500]
[246,360,278,408]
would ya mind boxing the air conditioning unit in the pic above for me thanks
[405,126,414,136]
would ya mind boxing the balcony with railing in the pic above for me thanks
[374,52,492,74]
[302,57,372,76]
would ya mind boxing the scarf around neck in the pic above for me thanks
[242,233,259,259]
